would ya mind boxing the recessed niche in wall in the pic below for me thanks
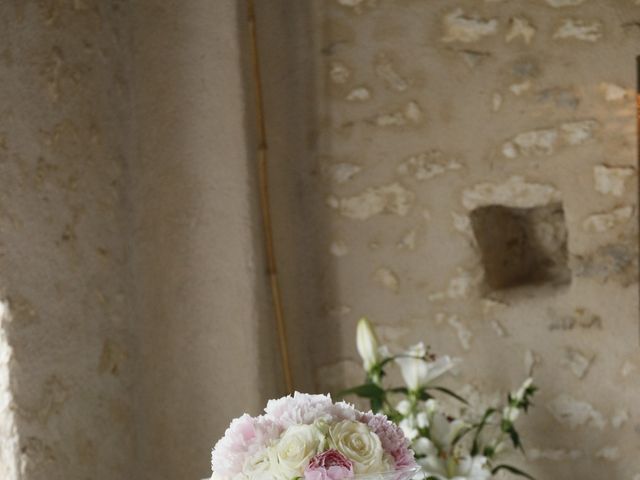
[470,203,570,292]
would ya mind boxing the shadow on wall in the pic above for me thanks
[244,1,334,395]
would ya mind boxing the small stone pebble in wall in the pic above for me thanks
[621,360,637,377]
[323,162,362,184]
[505,17,536,44]
[582,206,634,233]
[447,315,472,351]
[345,86,371,102]
[462,176,562,210]
[562,347,594,379]
[374,53,409,92]
[329,61,351,84]
[611,409,629,429]
[451,212,474,238]
[502,129,557,157]
[553,19,603,42]
[502,120,598,158]
[547,394,607,430]
[98,340,127,376]
[491,320,508,338]
[505,17,536,45]
[548,308,603,331]
[595,446,621,461]
[330,240,349,257]
[482,299,507,315]
[373,267,399,292]
[441,8,498,43]
[428,269,478,301]
[536,87,580,109]
[370,101,424,127]
[593,165,636,197]
[600,82,629,102]
[509,80,532,96]
[397,150,462,182]
[326,182,415,220]
[396,228,418,251]
[459,50,491,69]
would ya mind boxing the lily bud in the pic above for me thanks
[356,317,380,372]
[513,377,534,402]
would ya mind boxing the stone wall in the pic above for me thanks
[0,1,638,480]
[0,1,136,478]
[301,1,640,479]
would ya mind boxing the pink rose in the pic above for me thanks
[304,450,355,480]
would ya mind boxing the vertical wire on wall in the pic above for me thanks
[636,56,640,345]
[247,0,294,393]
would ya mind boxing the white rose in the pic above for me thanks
[328,420,389,474]
[242,449,271,480]
[269,424,325,479]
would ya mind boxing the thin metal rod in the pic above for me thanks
[636,56,640,345]
[247,0,294,394]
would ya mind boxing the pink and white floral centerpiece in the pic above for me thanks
[211,392,419,480]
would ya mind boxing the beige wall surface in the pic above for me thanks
[291,1,640,479]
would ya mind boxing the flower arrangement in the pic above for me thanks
[344,318,537,480]
[210,392,420,480]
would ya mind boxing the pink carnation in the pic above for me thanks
[265,392,356,428]
[304,450,355,480]
[211,414,280,476]
[359,412,417,470]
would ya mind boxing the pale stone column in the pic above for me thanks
[130,1,283,479]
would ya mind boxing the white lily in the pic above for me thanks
[356,318,381,372]
[420,454,491,480]
[395,343,459,391]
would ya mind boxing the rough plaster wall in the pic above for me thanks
[130,2,282,480]
[305,1,640,479]
[0,1,135,479]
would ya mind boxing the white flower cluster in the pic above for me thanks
[350,318,537,480]
[211,392,417,480]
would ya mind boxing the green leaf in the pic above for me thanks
[507,427,523,452]
[389,387,409,395]
[416,389,434,401]
[491,464,535,480]
[451,426,472,447]
[471,407,496,456]
[338,383,385,399]
[425,386,468,405]
[370,396,384,413]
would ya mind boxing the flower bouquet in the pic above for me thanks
[343,318,537,480]
[210,392,420,480]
